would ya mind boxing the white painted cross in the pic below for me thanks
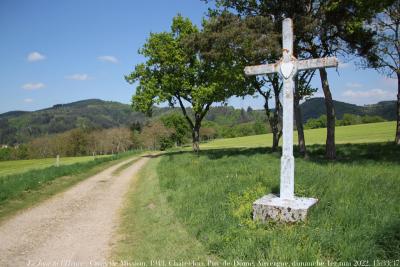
[246,18,338,222]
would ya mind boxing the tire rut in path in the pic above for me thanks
[0,156,150,267]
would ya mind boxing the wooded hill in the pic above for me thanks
[0,98,396,145]
[300,98,396,122]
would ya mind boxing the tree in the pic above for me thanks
[200,127,217,140]
[126,15,247,152]
[207,0,386,159]
[66,129,89,156]
[140,122,174,150]
[108,128,133,153]
[253,120,268,135]
[160,113,190,146]
[294,71,318,157]
[0,118,17,145]
[28,135,52,158]
[304,115,327,129]
[361,0,400,144]
[194,11,285,150]
[130,121,142,133]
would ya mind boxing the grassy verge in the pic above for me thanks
[0,151,140,221]
[0,155,110,177]
[112,157,142,176]
[156,143,400,262]
[112,156,216,264]
[202,121,396,149]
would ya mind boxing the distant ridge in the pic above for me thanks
[0,110,30,119]
[0,99,147,145]
[301,98,396,122]
[0,98,396,145]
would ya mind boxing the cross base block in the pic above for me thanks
[253,194,318,223]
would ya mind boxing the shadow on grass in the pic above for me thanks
[375,220,400,258]
[306,142,400,164]
[164,142,400,165]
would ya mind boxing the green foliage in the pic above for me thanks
[160,113,190,146]
[159,136,175,151]
[362,115,386,124]
[305,115,327,129]
[0,148,12,161]
[66,129,89,156]
[127,14,254,150]
[253,121,268,135]
[218,122,267,138]
[339,113,363,126]
[127,15,204,114]
[229,183,266,229]
[305,114,387,129]
[0,145,29,161]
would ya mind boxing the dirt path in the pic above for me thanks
[0,156,150,267]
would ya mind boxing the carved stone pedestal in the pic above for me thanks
[253,194,318,223]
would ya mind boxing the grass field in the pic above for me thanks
[202,121,396,149]
[154,144,400,262]
[112,156,216,263]
[114,122,400,263]
[0,155,109,177]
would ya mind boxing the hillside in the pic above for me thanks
[0,98,396,145]
[0,99,147,144]
[300,98,397,122]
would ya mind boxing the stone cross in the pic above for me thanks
[244,18,338,222]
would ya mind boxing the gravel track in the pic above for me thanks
[0,156,150,267]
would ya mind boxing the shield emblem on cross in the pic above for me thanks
[280,61,294,79]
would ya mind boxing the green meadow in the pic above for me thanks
[202,121,395,149]
[0,155,109,177]
[115,122,400,262]
[155,145,399,261]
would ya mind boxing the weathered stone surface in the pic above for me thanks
[253,194,318,223]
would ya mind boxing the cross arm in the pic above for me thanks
[244,63,279,76]
[297,57,338,71]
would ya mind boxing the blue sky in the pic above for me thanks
[0,0,397,114]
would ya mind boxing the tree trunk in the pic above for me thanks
[294,92,307,157]
[396,72,400,145]
[272,129,280,151]
[192,125,200,152]
[264,100,282,152]
[261,76,282,152]
[319,68,336,160]
[192,115,201,152]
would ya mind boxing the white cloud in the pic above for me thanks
[27,52,46,62]
[23,98,33,103]
[66,73,91,81]
[22,82,45,90]
[343,88,395,98]
[97,55,118,64]
[345,82,362,88]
